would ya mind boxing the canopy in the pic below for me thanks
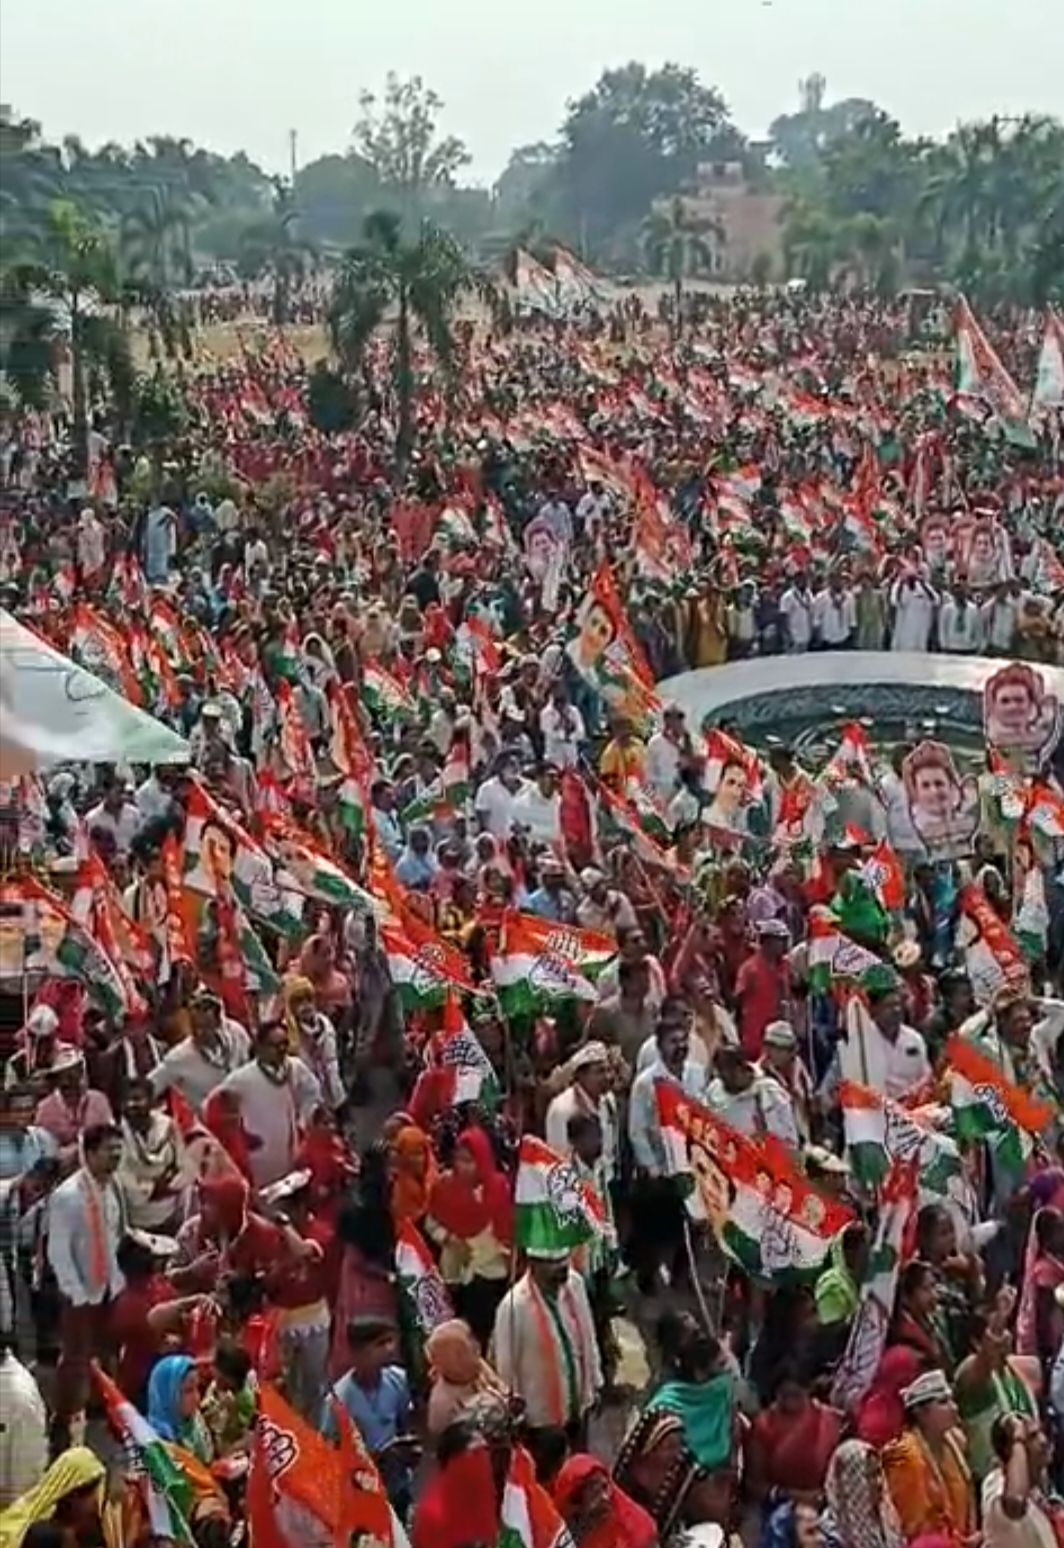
[0,608,190,778]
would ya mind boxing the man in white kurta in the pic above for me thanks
[890,577,938,651]
[217,1022,322,1189]
[491,1249,602,1439]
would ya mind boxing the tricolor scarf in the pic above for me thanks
[526,1272,590,1426]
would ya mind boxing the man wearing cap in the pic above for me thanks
[758,1019,814,1143]
[576,868,637,936]
[734,918,794,1062]
[706,1044,800,1148]
[491,1244,602,1450]
[34,1051,114,1162]
[4,1006,77,1094]
[883,1368,976,1543]
[544,1043,619,1186]
[151,988,251,1115]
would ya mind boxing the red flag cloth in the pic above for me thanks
[411,1447,499,1548]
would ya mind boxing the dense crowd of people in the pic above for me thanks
[0,282,1062,1548]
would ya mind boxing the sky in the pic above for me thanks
[2,0,1061,184]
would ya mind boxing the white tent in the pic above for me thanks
[0,608,190,778]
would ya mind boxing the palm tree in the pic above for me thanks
[328,209,475,467]
[6,201,135,468]
[640,197,720,332]
[236,179,315,325]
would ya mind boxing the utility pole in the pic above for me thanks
[288,128,298,186]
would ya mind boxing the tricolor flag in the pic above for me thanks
[831,1164,918,1412]
[860,839,905,912]
[380,908,477,1009]
[595,779,678,875]
[655,1082,852,1285]
[839,1080,960,1192]
[514,1134,612,1255]
[395,1219,453,1333]
[326,680,373,837]
[500,1446,574,1548]
[946,1030,1053,1169]
[94,1366,195,1543]
[70,853,150,1019]
[261,812,378,918]
[424,990,499,1108]
[454,615,503,684]
[954,295,1035,447]
[401,727,473,823]
[807,909,895,995]
[821,722,876,791]
[361,660,416,722]
[704,726,763,804]
[1,874,134,1021]
[492,912,615,1018]
[183,780,303,940]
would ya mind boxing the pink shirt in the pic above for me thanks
[34,1089,114,1147]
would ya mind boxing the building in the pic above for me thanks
[672,161,786,283]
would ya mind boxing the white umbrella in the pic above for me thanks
[0,608,190,777]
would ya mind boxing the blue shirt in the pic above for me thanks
[323,1366,412,1498]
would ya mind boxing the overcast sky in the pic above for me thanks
[2,0,1061,182]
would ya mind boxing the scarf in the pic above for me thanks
[80,1170,111,1296]
[0,1447,113,1548]
[526,1273,588,1426]
[647,1373,734,1470]
[553,1455,656,1548]
[820,1439,904,1548]
[427,1127,512,1244]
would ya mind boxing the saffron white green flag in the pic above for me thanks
[95,1366,195,1543]
[839,1080,960,1193]
[500,1444,574,1548]
[395,1220,453,1334]
[514,1134,612,1254]
[492,911,615,1018]
[831,1165,917,1412]
[1031,310,1064,415]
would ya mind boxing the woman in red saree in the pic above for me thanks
[426,1126,512,1349]
[553,1454,657,1548]
[744,1365,843,1505]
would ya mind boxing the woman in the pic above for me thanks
[296,926,353,1024]
[424,1318,506,1437]
[647,1314,737,1474]
[147,1353,215,1465]
[612,1409,712,1540]
[0,1448,123,1548]
[888,1260,950,1370]
[954,1306,1039,1482]
[744,1363,842,1506]
[554,1454,657,1548]
[426,1126,512,1348]
[854,1346,925,1448]
[389,1125,437,1227]
[816,1440,904,1548]
[1016,1205,1064,1374]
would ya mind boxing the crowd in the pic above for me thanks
[0,282,1062,1548]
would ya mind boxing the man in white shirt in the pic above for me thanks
[217,1020,322,1189]
[812,583,857,649]
[84,777,141,856]
[938,583,985,654]
[47,1121,126,1440]
[779,581,815,652]
[151,989,251,1114]
[544,1043,619,1184]
[981,583,1023,656]
[645,704,690,802]
[981,1411,1058,1548]
[706,1045,800,1147]
[510,763,563,848]
[575,482,611,544]
[539,688,586,770]
[474,754,526,840]
[890,575,938,651]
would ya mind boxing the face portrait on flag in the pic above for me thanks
[523,515,564,584]
[687,1134,736,1230]
[920,515,953,572]
[957,517,1011,587]
[704,757,751,833]
[902,741,979,857]
[983,662,1062,766]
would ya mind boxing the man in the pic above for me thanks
[284,978,345,1112]
[526,854,577,923]
[539,682,586,771]
[491,1247,602,1448]
[545,1043,618,1186]
[0,1156,61,1359]
[812,577,856,649]
[982,1411,1060,1547]
[34,1049,114,1163]
[938,581,985,654]
[779,575,814,653]
[324,1316,417,1516]
[758,1020,814,1142]
[705,1044,800,1147]
[645,704,690,803]
[217,1019,322,1188]
[883,1368,976,1543]
[84,774,141,856]
[474,753,526,840]
[733,919,793,1062]
[586,959,657,1069]
[4,1005,76,1094]
[47,1121,126,1445]
[628,1021,707,1294]
[115,1077,188,1234]
[576,868,637,936]
[890,573,938,652]
[511,762,563,849]
[151,987,251,1114]
[814,1220,869,1327]
[370,779,404,860]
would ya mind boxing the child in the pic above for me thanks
[201,1341,256,1456]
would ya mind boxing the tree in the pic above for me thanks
[353,74,470,223]
[545,62,737,255]
[236,178,316,325]
[640,198,720,329]
[494,142,560,219]
[328,210,475,466]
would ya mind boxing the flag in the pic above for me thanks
[400,727,472,822]
[0,875,133,1021]
[94,1366,194,1543]
[566,562,659,727]
[1013,863,1049,961]
[453,614,502,684]
[1031,309,1064,415]
[624,777,672,846]
[860,840,905,912]
[514,1135,611,1254]
[1026,782,1064,841]
[956,883,1030,1004]
[395,1219,454,1333]
[839,1081,960,1192]
[325,680,373,837]
[424,990,499,1108]
[821,723,876,791]
[954,295,1036,446]
[361,661,416,722]
[70,853,150,1019]
[262,813,377,917]
[807,909,895,994]
[704,727,763,804]
[831,1164,918,1412]
[183,780,302,939]
[655,1082,852,1285]
[946,1032,1053,1169]
[274,678,317,791]
[500,1446,574,1548]
[380,909,477,1009]
[69,602,143,706]
[492,912,615,1018]
[595,779,678,874]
